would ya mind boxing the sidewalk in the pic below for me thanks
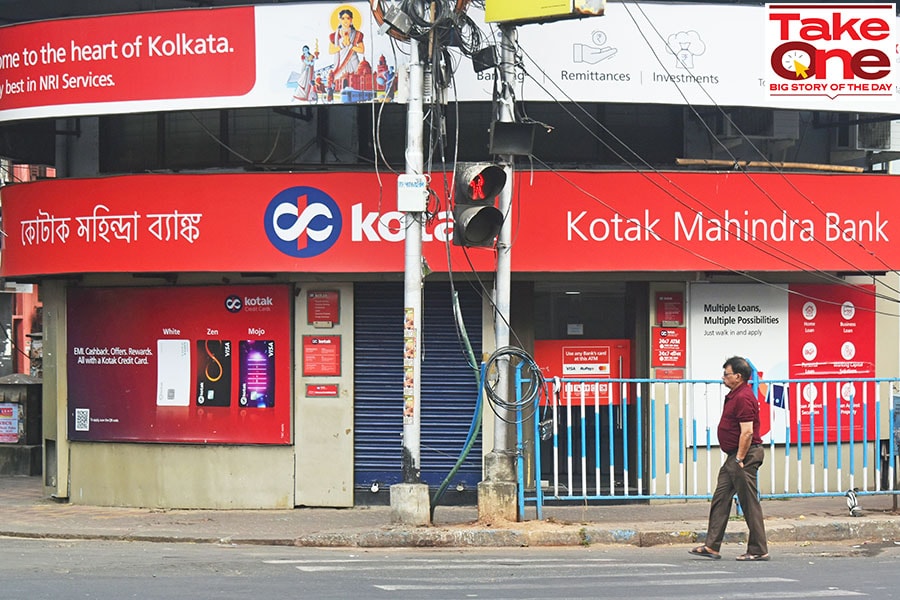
[1,475,899,548]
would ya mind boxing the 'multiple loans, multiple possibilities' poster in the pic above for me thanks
[67,285,291,444]
[689,282,875,445]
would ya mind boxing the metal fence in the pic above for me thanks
[516,374,900,519]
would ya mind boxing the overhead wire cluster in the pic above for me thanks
[370,2,527,499]
[499,1,900,316]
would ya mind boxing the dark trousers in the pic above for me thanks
[704,444,768,555]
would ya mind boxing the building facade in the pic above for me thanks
[2,1,899,508]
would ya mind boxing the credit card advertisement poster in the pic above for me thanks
[67,285,290,444]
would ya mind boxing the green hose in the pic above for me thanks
[430,291,483,519]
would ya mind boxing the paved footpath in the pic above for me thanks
[1,475,899,549]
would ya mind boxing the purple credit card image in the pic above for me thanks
[239,340,275,408]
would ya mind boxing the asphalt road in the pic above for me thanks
[1,537,898,599]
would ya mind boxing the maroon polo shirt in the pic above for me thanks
[717,382,762,454]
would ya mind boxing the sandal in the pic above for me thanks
[689,545,721,559]
[735,553,770,561]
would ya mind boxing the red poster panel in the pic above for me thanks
[655,368,685,380]
[788,283,875,443]
[67,285,291,444]
[302,335,341,376]
[533,340,631,406]
[652,327,686,367]
[306,384,339,398]
[655,292,684,325]
[307,290,340,326]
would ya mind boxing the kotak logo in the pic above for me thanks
[224,295,274,313]
[766,3,897,101]
[265,187,342,258]
[224,295,242,312]
[244,296,273,307]
[265,188,462,259]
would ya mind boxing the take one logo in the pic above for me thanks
[264,187,342,258]
[766,3,897,101]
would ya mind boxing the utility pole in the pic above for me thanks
[390,27,431,526]
[477,22,519,523]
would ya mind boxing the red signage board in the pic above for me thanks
[66,285,291,444]
[652,327,686,367]
[305,384,339,398]
[302,335,341,376]
[787,283,876,443]
[5,172,900,277]
[533,339,631,406]
[0,8,256,113]
[307,290,340,326]
[655,368,685,380]
[655,291,684,325]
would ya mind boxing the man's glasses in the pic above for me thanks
[722,371,737,378]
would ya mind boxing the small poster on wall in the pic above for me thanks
[0,404,19,443]
[655,292,684,326]
[302,335,341,376]
[651,327,685,367]
[307,290,340,327]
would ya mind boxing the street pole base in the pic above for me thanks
[389,482,431,526]
[477,480,518,523]
[483,450,516,482]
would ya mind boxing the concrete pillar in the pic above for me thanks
[477,450,517,522]
[390,482,431,526]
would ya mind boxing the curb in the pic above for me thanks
[4,519,900,549]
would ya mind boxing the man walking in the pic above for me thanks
[690,356,769,561]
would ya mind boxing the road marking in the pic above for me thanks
[292,561,677,572]
[264,557,623,564]
[375,577,795,591]
[720,592,865,599]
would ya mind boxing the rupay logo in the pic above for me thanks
[265,187,342,258]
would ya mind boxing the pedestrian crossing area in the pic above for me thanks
[262,551,869,598]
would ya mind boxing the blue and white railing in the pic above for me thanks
[517,374,900,519]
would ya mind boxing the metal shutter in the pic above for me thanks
[354,281,483,492]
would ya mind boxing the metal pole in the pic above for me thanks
[402,37,425,483]
[391,30,431,526]
[477,22,519,523]
[493,23,516,452]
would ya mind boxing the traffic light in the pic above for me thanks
[452,162,506,247]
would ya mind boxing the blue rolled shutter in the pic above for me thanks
[353,282,483,492]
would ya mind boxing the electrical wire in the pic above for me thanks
[619,0,900,296]
[482,345,547,424]
[513,44,900,313]
[514,46,891,294]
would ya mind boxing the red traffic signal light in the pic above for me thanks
[452,163,506,247]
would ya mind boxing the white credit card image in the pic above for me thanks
[157,339,191,406]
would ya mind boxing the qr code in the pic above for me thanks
[74,408,90,432]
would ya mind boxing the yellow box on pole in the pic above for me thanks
[484,0,605,24]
